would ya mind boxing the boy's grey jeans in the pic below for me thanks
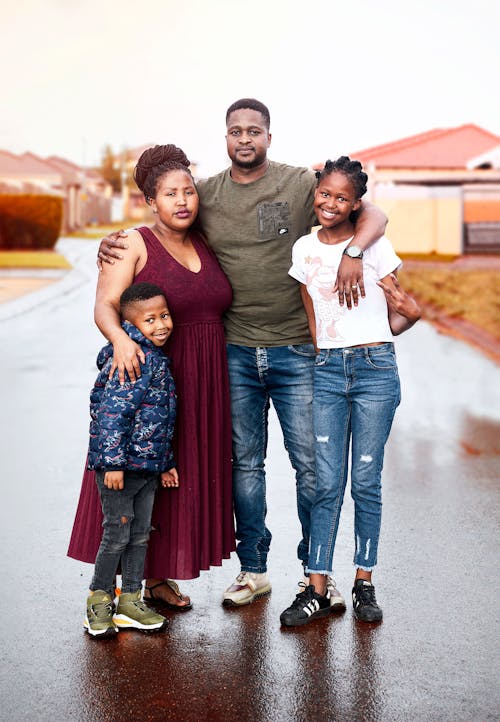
[90,470,158,595]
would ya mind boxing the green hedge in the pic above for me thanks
[0,195,63,250]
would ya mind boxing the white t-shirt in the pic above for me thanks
[289,232,402,349]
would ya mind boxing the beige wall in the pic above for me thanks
[372,185,463,255]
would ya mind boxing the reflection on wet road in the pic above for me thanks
[1,239,499,721]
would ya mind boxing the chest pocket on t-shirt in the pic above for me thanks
[257,202,291,239]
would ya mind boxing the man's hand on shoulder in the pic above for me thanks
[97,230,129,271]
[334,255,365,310]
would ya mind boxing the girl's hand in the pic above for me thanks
[110,334,146,385]
[97,231,129,271]
[161,468,179,488]
[377,274,421,323]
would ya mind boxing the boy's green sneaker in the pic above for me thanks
[113,590,168,632]
[84,590,118,638]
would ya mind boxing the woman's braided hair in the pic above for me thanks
[315,156,368,199]
[134,144,192,203]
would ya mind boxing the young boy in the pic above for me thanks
[84,282,177,637]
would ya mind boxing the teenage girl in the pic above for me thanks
[281,156,421,626]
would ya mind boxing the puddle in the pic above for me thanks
[460,413,500,455]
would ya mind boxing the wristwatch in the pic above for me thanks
[343,245,364,259]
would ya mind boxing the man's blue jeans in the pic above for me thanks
[306,343,401,575]
[227,343,317,574]
[90,470,158,594]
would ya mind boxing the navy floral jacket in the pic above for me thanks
[87,322,176,472]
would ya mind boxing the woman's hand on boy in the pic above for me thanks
[97,230,129,271]
[110,335,146,385]
[161,468,179,488]
[104,471,124,490]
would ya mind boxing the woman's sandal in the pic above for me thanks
[144,580,193,612]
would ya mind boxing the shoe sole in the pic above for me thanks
[330,599,347,612]
[112,614,168,632]
[280,606,333,628]
[353,609,383,623]
[84,617,118,638]
[222,586,272,607]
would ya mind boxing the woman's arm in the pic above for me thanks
[94,232,145,383]
[377,273,421,335]
[300,284,319,352]
[335,201,388,308]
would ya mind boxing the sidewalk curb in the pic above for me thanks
[0,237,97,323]
[0,266,88,323]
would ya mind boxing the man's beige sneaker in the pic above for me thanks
[222,571,272,606]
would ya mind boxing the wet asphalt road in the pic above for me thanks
[1,239,499,722]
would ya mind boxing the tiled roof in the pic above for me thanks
[46,155,82,172]
[0,150,84,181]
[0,151,61,178]
[0,150,26,173]
[20,152,61,175]
[351,124,500,169]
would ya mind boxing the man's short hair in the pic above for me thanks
[119,282,166,315]
[225,98,271,130]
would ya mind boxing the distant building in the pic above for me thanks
[315,124,500,254]
[0,150,113,233]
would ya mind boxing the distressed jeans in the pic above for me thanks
[90,470,158,594]
[306,343,400,575]
[227,343,317,574]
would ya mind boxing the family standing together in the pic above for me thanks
[68,98,420,636]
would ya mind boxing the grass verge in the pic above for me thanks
[0,250,71,269]
[398,267,499,340]
[65,222,137,239]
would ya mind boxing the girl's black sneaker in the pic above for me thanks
[352,579,383,622]
[280,583,331,627]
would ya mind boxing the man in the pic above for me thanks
[99,98,387,608]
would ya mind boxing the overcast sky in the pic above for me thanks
[1,0,498,176]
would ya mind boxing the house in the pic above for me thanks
[0,151,112,233]
[338,124,500,254]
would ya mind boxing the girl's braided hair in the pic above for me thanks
[315,156,368,199]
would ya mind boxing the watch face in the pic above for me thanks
[346,245,362,258]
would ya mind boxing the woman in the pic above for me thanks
[68,145,235,608]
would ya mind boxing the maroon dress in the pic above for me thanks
[67,227,235,579]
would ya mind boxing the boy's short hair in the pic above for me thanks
[119,282,166,316]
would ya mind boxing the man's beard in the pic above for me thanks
[233,150,266,169]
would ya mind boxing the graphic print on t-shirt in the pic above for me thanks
[257,202,290,238]
[305,256,346,343]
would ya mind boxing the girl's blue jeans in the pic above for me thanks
[90,470,158,595]
[306,343,401,575]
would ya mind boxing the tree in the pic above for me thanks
[100,144,122,193]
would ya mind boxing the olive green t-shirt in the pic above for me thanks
[197,161,317,347]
